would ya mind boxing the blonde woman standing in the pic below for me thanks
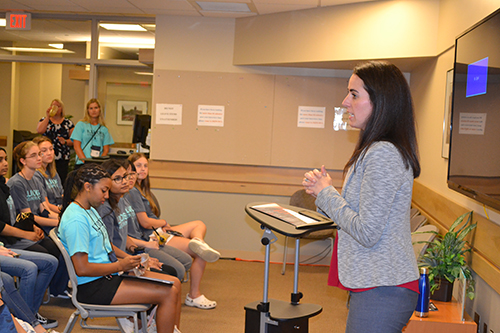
[36,99,74,183]
[71,98,114,168]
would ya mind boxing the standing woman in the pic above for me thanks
[33,136,64,214]
[59,164,182,333]
[303,61,420,333]
[36,99,74,183]
[71,98,114,168]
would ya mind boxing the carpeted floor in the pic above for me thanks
[38,259,348,332]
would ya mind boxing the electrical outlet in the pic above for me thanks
[474,313,480,333]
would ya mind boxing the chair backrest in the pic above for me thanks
[410,215,427,232]
[410,207,419,219]
[411,224,438,260]
[49,228,89,318]
[289,189,317,210]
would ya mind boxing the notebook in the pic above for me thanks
[250,203,334,229]
[120,271,174,285]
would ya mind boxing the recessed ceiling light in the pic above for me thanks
[196,2,251,12]
[134,71,154,76]
[49,43,64,49]
[99,23,147,32]
[1,47,75,54]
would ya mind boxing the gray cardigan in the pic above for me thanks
[316,141,419,289]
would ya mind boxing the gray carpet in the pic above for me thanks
[39,259,348,332]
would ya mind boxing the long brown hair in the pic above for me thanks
[12,141,37,171]
[33,136,57,178]
[128,153,159,217]
[344,61,420,178]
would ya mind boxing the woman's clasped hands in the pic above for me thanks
[302,165,333,197]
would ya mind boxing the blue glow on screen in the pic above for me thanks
[466,57,489,97]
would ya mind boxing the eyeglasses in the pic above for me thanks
[25,152,42,159]
[112,173,133,184]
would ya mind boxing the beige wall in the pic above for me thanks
[234,0,440,65]
[412,0,500,220]
[13,63,62,132]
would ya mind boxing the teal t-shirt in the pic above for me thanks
[71,122,114,165]
[59,203,114,285]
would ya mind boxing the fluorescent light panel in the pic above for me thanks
[99,23,147,31]
[196,1,251,12]
[49,43,64,49]
[0,19,6,27]
[0,47,75,54]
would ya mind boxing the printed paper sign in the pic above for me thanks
[197,105,225,127]
[298,106,325,128]
[459,113,487,135]
[156,104,182,125]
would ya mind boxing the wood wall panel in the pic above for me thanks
[412,181,500,295]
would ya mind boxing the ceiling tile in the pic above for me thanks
[127,0,197,11]
[199,10,256,18]
[253,0,318,4]
[254,3,317,15]
[320,0,375,6]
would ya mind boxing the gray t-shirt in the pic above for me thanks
[34,170,63,206]
[7,173,47,216]
[98,199,130,252]
[124,187,157,239]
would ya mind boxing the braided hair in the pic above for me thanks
[60,163,110,217]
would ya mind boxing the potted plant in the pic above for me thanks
[417,211,476,301]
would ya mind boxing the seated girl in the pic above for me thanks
[33,136,64,214]
[126,153,219,309]
[59,164,182,333]
[8,142,59,230]
[98,159,190,279]
[3,145,69,299]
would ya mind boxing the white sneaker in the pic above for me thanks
[188,238,220,263]
[117,317,134,333]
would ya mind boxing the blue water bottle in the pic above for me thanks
[415,267,430,317]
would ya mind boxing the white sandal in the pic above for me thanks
[185,294,217,309]
[188,238,220,263]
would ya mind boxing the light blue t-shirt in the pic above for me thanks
[59,203,114,285]
[71,122,114,165]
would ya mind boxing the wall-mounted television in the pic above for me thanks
[448,8,500,211]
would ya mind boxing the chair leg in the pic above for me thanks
[281,236,288,275]
[140,310,149,333]
[63,310,80,333]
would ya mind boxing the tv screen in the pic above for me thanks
[132,114,151,147]
[448,8,500,211]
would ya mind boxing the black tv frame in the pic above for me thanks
[447,8,500,212]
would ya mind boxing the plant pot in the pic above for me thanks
[431,278,454,302]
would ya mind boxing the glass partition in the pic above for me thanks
[0,18,90,58]
[98,66,153,143]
